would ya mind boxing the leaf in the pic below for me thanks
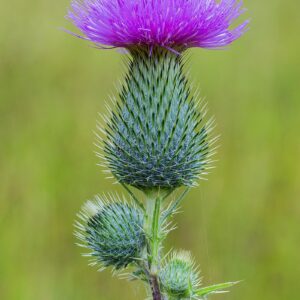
[195,281,239,297]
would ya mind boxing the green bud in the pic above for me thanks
[75,195,146,270]
[160,251,200,298]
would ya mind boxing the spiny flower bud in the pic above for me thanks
[75,195,146,270]
[100,47,215,190]
[160,250,200,298]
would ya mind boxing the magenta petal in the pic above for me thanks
[67,0,248,50]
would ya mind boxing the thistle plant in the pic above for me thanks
[66,0,248,299]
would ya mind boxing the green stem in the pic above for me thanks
[146,192,163,300]
[151,196,161,272]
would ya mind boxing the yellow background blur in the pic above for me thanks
[1,0,300,299]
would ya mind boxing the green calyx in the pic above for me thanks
[101,47,214,190]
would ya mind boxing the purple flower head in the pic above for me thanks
[68,0,248,50]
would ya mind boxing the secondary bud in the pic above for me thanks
[75,195,145,270]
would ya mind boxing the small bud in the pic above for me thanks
[75,195,145,270]
[160,250,200,298]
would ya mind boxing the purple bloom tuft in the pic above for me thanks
[68,0,248,50]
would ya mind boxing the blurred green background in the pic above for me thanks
[1,0,300,299]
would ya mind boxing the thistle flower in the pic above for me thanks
[67,0,248,190]
[68,0,248,50]
[75,195,145,269]
[67,0,248,297]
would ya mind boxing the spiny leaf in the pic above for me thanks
[161,188,190,223]
[195,281,240,297]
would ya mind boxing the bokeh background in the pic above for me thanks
[1,0,300,299]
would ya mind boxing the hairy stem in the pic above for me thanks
[146,191,163,300]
